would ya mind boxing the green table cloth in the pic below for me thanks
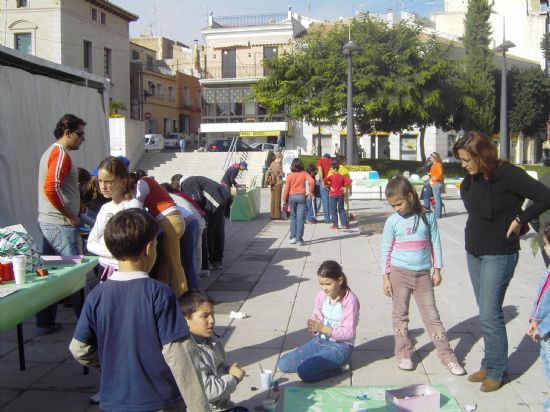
[283,385,461,411]
[0,256,98,331]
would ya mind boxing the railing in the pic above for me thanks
[204,63,265,79]
[213,13,288,28]
[223,137,239,171]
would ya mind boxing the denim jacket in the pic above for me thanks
[530,267,550,339]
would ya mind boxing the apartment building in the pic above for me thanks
[199,8,316,147]
[1,0,137,114]
[129,41,178,135]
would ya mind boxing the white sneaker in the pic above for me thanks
[289,238,296,244]
[446,362,466,376]
[199,270,210,278]
[398,359,414,371]
[297,240,304,246]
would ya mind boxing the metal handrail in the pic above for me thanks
[223,136,239,171]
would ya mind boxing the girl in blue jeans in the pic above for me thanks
[527,223,550,411]
[277,260,360,382]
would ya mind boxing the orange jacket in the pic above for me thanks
[429,161,443,184]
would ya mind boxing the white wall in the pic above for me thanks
[0,65,109,241]
[109,117,145,170]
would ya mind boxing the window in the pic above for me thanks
[146,55,154,70]
[17,0,28,7]
[15,33,31,54]
[100,12,106,25]
[183,86,191,106]
[104,48,112,77]
[83,40,92,71]
[156,83,163,98]
[263,46,278,76]
[172,120,177,132]
[131,50,139,60]
[91,8,97,21]
[168,86,175,101]
[147,81,155,95]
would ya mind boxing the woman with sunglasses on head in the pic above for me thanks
[453,131,550,392]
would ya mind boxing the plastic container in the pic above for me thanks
[367,171,380,179]
[385,384,440,412]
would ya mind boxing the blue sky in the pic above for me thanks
[114,0,441,46]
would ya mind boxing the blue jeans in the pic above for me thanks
[306,196,315,222]
[277,336,353,382]
[318,182,330,223]
[37,223,83,328]
[289,194,306,241]
[181,219,199,291]
[541,338,550,410]
[466,252,518,380]
[330,195,348,227]
[432,183,443,218]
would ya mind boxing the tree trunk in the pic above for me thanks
[419,126,426,162]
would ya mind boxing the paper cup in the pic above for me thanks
[12,255,26,285]
[260,369,273,389]
[262,399,276,412]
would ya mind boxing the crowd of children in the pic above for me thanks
[66,151,550,412]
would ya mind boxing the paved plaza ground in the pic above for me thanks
[0,187,548,411]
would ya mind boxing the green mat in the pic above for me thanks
[283,385,461,411]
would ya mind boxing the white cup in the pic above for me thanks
[260,369,273,389]
[12,255,27,285]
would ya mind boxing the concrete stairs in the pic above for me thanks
[135,151,269,188]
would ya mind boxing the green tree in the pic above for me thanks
[541,32,550,74]
[508,67,550,140]
[461,0,495,134]
[109,100,127,118]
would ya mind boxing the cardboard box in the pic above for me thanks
[385,384,440,412]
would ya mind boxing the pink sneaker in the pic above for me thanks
[329,225,338,230]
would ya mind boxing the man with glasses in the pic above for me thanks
[36,114,86,334]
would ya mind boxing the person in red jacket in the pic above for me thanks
[324,161,352,230]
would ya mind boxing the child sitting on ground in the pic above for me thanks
[179,291,249,412]
[69,208,209,412]
[277,260,360,382]
[527,223,550,412]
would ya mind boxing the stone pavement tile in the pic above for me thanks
[0,320,39,344]
[1,389,94,412]
[3,339,72,363]
[0,388,21,408]
[509,363,549,410]
[207,280,256,292]
[217,272,262,282]
[0,339,17,357]
[31,359,100,392]
[350,350,430,386]
[281,329,315,350]
[223,327,285,350]
[0,360,59,390]
[213,301,243,315]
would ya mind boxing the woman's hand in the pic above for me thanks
[383,274,393,297]
[432,269,442,287]
[506,219,521,238]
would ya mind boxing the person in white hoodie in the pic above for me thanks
[87,156,142,281]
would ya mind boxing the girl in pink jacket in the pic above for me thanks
[277,260,360,382]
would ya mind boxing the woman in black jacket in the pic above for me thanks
[453,131,550,392]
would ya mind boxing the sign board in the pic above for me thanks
[144,112,152,120]
[240,131,279,137]
[282,150,300,175]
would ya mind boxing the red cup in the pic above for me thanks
[0,262,14,281]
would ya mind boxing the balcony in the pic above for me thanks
[212,13,288,28]
[202,114,285,124]
[205,63,267,80]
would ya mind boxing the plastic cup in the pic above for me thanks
[12,255,26,285]
[260,369,273,389]
[262,399,276,412]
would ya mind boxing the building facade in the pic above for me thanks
[199,8,316,147]
[1,0,137,114]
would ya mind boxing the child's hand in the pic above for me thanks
[432,269,442,287]
[527,320,540,343]
[307,318,327,334]
[229,363,245,382]
[383,275,393,297]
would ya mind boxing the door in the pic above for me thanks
[222,49,236,78]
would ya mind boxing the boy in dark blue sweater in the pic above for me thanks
[69,208,208,412]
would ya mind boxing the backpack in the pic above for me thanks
[265,170,276,186]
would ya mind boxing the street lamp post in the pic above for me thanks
[343,40,359,164]
[495,40,515,161]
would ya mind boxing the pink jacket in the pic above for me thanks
[311,289,360,342]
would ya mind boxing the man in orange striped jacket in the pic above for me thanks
[36,114,87,335]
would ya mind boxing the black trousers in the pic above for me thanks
[207,203,226,263]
